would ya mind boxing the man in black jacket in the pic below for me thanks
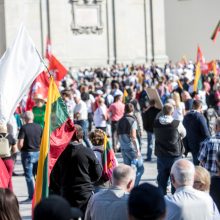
[154,103,186,194]
[49,124,102,214]
[142,99,160,161]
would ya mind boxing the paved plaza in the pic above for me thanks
[13,134,183,219]
[13,135,157,219]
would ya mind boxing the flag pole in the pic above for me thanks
[34,47,51,77]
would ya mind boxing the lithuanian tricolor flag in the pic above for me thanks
[33,76,75,206]
[102,134,118,182]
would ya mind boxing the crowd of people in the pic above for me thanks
[0,60,220,219]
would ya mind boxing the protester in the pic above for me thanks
[183,100,210,165]
[142,99,161,161]
[89,129,118,192]
[154,103,186,194]
[50,124,102,214]
[93,97,108,131]
[210,151,220,212]
[118,103,144,186]
[108,94,124,152]
[172,91,185,121]
[0,188,21,220]
[32,94,46,128]
[198,117,220,175]
[34,195,83,220]
[0,123,17,191]
[193,166,211,192]
[17,111,43,202]
[85,164,135,220]
[166,159,219,219]
[73,93,92,148]
[128,183,166,220]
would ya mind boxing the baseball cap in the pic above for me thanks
[34,195,83,220]
[128,183,166,220]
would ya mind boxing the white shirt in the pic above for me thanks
[166,186,219,220]
[74,100,88,120]
[94,105,107,128]
[173,102,185,122]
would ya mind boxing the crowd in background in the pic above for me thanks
[1,59,220,220]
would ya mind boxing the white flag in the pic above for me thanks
[0,25,44,123]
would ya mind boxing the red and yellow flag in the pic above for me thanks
[194,62,201,92]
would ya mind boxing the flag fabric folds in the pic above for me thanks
[0,158,9,188]
[123,89,128,103]
[0,25,43,123]
[49,55,68,81]
[211,20,220,42]
[194,62,201,92]
[102,134,117,182]
[34,76,75,206]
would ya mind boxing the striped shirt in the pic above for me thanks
[198,133,220,173]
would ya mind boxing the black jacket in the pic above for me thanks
[49,142,102,212]
[154,119,183,157]
[142,106,160,132]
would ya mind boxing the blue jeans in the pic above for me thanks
[121,149,144,186]
[157,156,181,195]
[21,151,39,199]
[75,120,92,148]
[147,132,154,160]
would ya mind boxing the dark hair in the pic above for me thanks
[0,188,21,220]
[192,100,202,110]
[128,183,165,220]
[125,103,134,114]
[71,124,83,141]
[149,99,156,106]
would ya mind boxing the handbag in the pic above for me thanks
[0,134,11,158]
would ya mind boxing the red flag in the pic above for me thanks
[211,21,220,42]
[196,46,205,64]
[49,55,67,81]
[0,158,9,188]
[26,71,50,110]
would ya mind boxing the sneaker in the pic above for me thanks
[20,198,32,204]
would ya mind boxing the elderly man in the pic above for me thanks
[84,164,135,220]
[154,103,186,194]
[18,111,42,202]
[165,159,219,220]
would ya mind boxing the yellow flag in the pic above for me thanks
[193,62,201,92]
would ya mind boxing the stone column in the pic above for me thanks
[144,0,153,63]
[151,0,168,65]
[106,0,116,64]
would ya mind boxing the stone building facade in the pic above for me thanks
[0,0,167,67]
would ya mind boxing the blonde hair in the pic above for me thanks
[173,92,181,108]
[193,166,210,192]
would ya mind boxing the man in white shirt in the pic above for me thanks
[73,93,92,148]
[165,159,219,220]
